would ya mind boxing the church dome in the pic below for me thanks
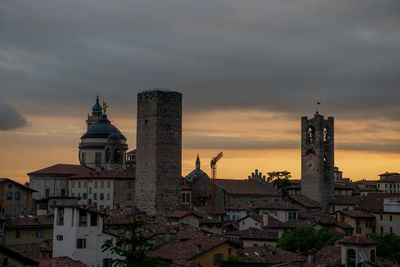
[81,115,127,140]
[107,132,122,143]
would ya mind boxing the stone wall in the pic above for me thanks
[135,90,182,217]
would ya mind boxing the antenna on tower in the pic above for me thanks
[316,101,321,114]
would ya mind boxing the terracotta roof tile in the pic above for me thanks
[228,228,278,241]
[39,257,87,267]
[339,235,377,246]
[289,195,321,209]
[6,215,53,228]
[312,245,341,266]
[256,202,300,211]
[28,164,92,176]
[239,246,305,264]
[359,193,400,212]
[330,196,362,205]
[216,179,279,196]
[6,240,52,262]
[149,236,234,261]
[339,209,375,219]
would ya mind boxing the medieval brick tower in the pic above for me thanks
[301,112,334,210]
[135,89,182,217]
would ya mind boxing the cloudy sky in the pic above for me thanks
[1,0,399,182]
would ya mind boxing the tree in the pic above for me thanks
[102,221,162,267]
[277,226,342,256]
[372,234,400,261]
[267,171,292,197]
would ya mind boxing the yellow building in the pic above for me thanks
[149,236,238,267]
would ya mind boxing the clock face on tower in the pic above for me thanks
[306,159,315,171]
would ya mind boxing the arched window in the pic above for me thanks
[347,249,356,267]
[114,149,121,164]
[306,126,315,143]
[324,127,329,142]
[105,148,111,163]
[370,249,376,262]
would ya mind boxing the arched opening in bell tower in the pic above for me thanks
[306,126,315,143]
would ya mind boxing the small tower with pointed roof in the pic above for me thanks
[86,95,103,129]
[196,154,201,171]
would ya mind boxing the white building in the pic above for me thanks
[53,206,120,267]
[69,167,135,209]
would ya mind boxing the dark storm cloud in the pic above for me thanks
[0,0,399,120]
[0,101,27,130]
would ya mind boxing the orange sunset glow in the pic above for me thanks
[1,108,399,183]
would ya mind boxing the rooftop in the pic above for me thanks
[358,193,400,212]
[339,235,377,246]
[216,179,279,196]
[149,236,234,261]
[239,246,305,264]
[338,209,375,219]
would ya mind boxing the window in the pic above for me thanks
[5,191,12,200]
[57,208,64,225]
[79,210,87,226]
[214,253,224,266]
[390,227,393,234]
[370,249,376,262]
[390,215,393,221]
[45,189,50,197]
[61,189,66,197]
[101,181,104,188]
[95,152,102,164]
[107,181,111,188]
[380,226,383,234]
[94,193,97,200]
[72,181,75,188]
[306,126,315,143]
[89,187,92,194]
[347,249,356,267]
[356,227,361,235]
[81,152,86,163]
[56,235,63,241]
[95,181,98,188]
[90,212,98,226]
[84,181,87,188]
[78,181,81,188]
[127,181,133,188]
[76,238,86,249]
[107,193,110,200]
[380,215,383,220]
[288,212,296,221]
[100,193,104,200]
[127,193,132,201]
[36,228,44,238]
[14,192,20,200]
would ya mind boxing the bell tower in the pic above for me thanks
[301,111,334,210]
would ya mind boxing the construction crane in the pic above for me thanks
[210,152,223,212]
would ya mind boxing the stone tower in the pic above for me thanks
[135,89,182,217]
[301,112,334,210]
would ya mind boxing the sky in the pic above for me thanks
[0,0,399,183]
